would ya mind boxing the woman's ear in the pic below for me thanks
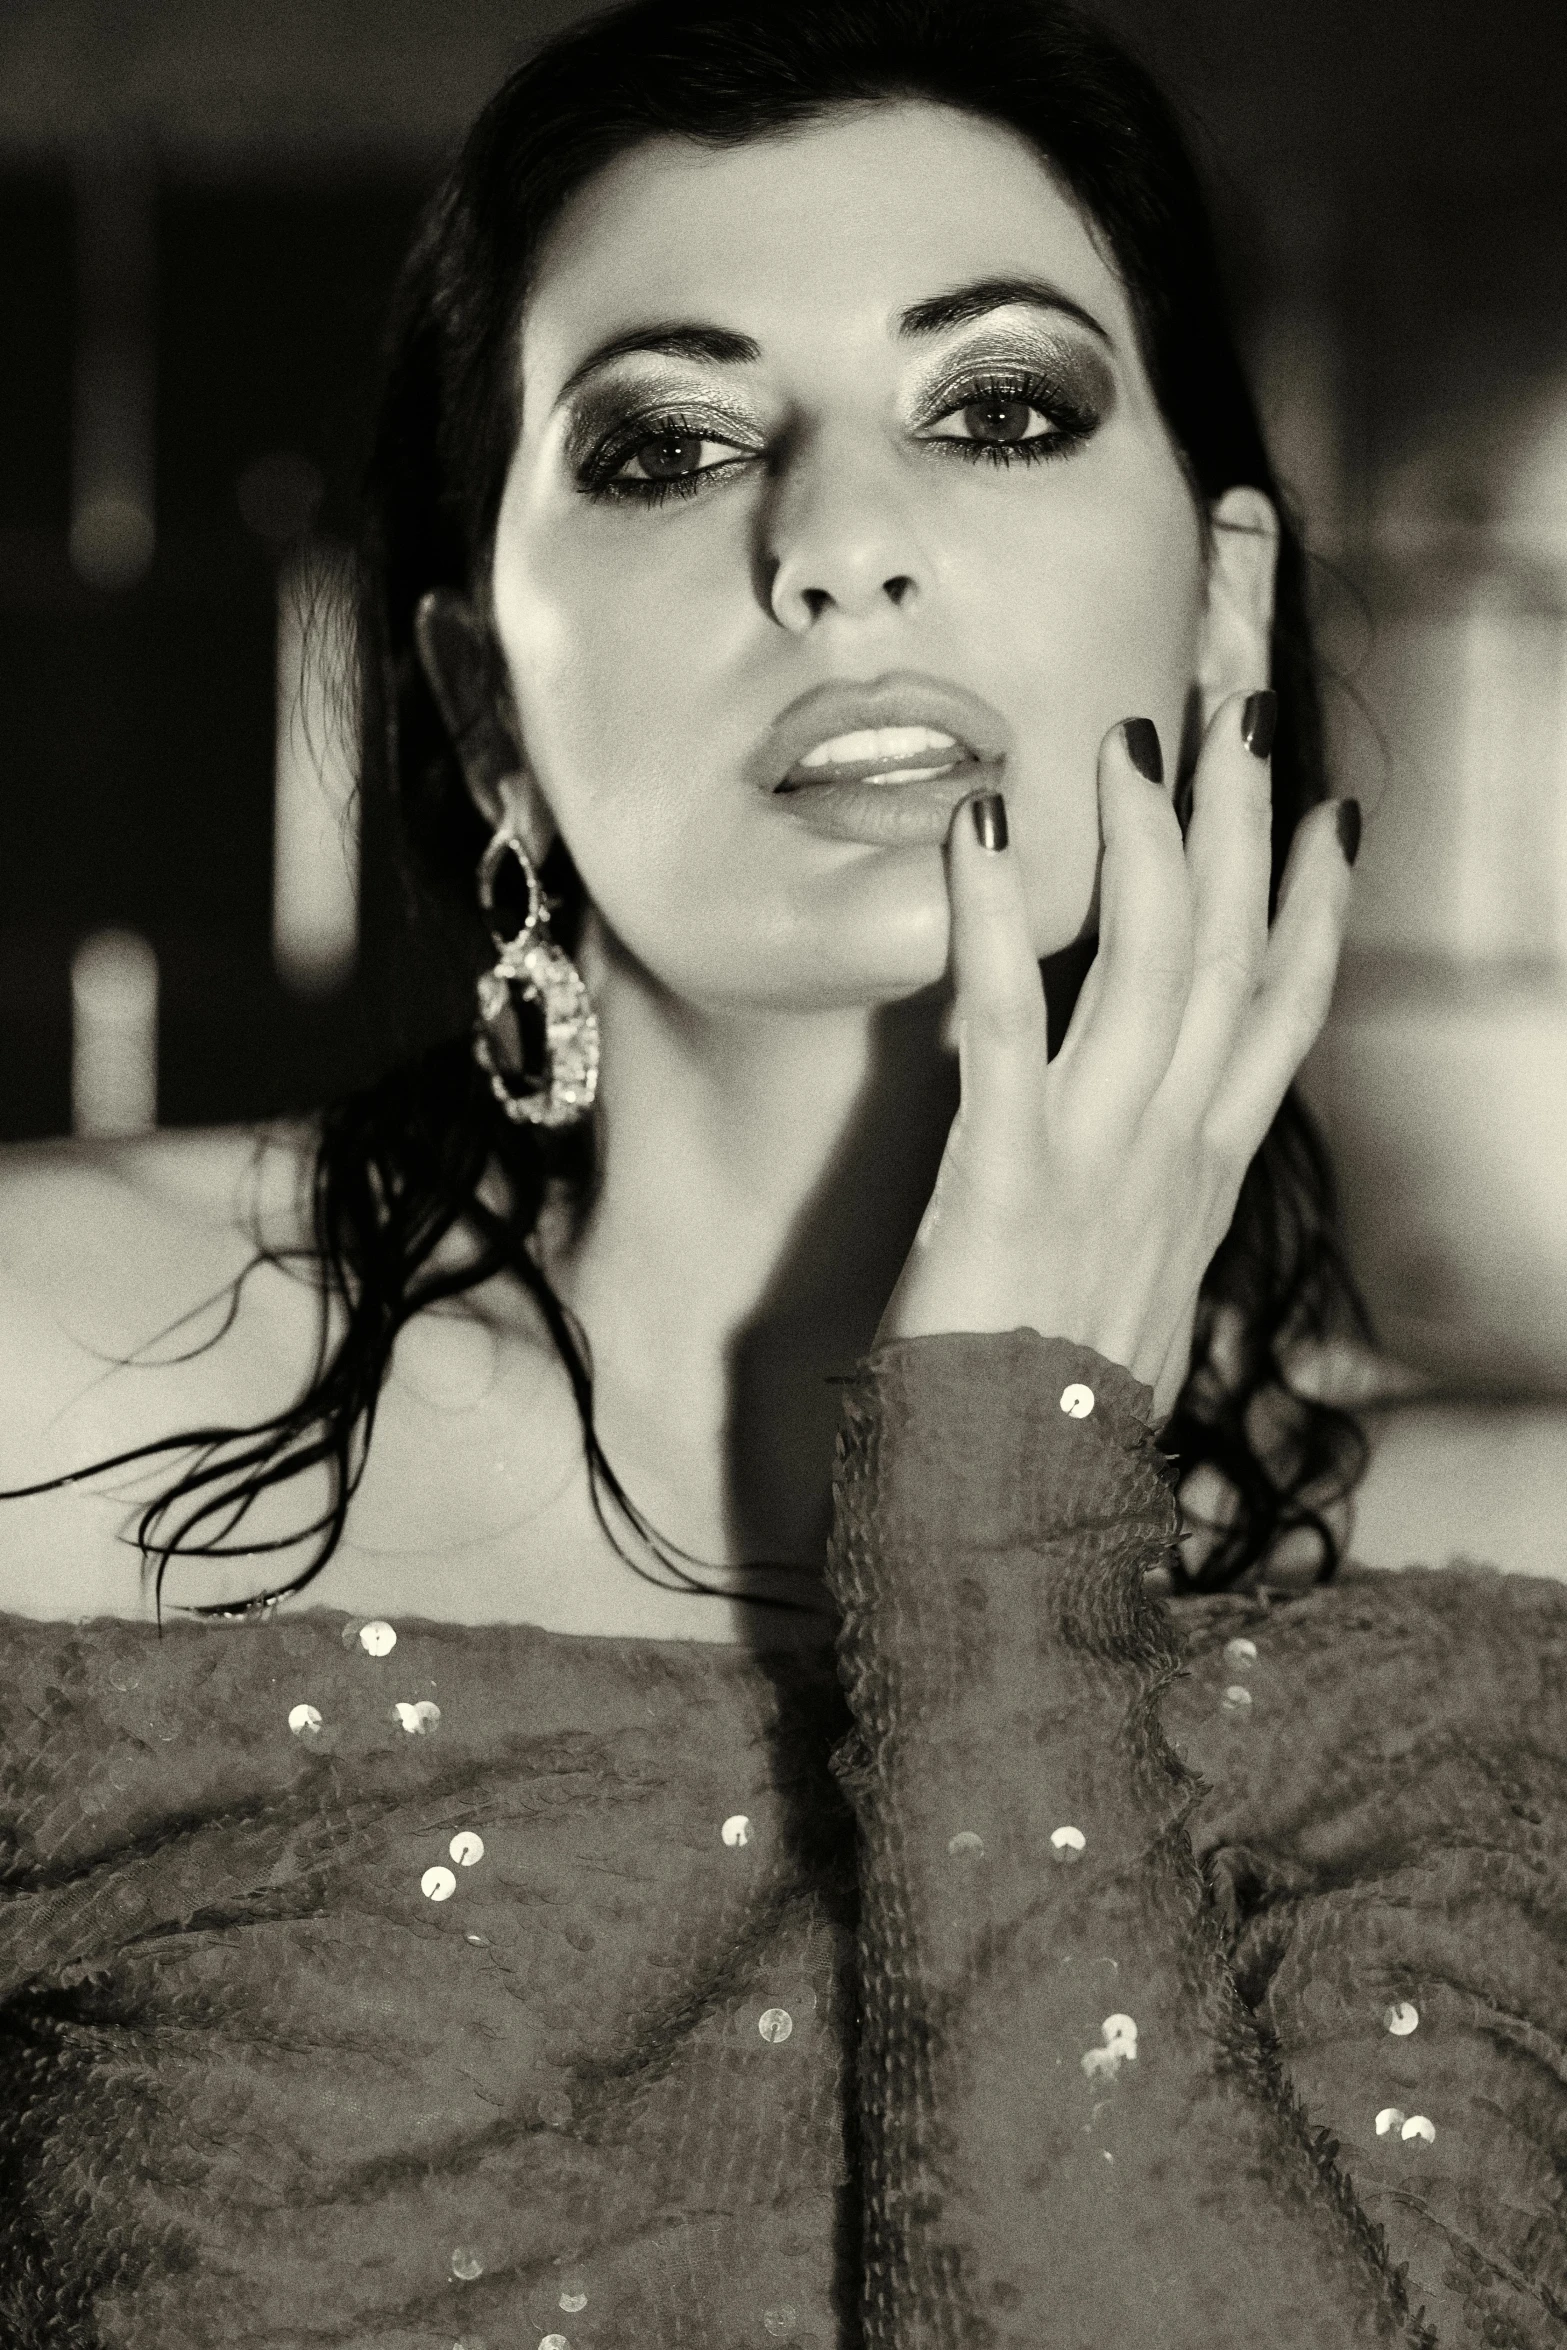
[413,588,556,861]
[1195,484,1280,717]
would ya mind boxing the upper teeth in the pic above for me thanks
[799,725,960,767]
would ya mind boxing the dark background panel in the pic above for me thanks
[0,175,73,533]
[155,182,426,543]
[0,168,444,1140]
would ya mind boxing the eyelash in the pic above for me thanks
[923,369,1099,467]
[575,368,1099,507]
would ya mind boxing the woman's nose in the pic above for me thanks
[759,430,924,629]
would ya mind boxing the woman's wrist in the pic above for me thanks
[833,1326,1175,1567]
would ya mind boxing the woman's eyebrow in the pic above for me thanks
[896,274,1112,345]
[550,272,1109,409]
[553,323,761,406]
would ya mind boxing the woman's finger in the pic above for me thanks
[1204,797,1357,1160]
[1053,719,1194,1128]
[1153,689,1275,1117]
[945,788,1048,1157]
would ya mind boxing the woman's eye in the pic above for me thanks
[610,431,743,488]
[917,369,1100,465]
[623,432,703,480]
[932,395,1059,448]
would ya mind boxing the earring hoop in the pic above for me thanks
[472,828,599,1128]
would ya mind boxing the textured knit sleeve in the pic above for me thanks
[823,1328,1428,2350]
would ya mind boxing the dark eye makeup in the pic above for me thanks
[572,407,756,503]
[566,344,1111,508]
[917,364,1101,464]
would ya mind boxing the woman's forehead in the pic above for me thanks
[518,100,1132,398]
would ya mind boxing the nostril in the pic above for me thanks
[884,574,914,606]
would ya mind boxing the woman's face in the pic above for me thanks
[491,100,1240,1014]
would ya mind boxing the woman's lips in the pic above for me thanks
[778,723,975,791]
[775,754,1006,846]
[750,672,1012,846]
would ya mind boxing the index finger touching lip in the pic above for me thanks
[946,788,1049,1084]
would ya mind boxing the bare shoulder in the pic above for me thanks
[0,1123,323,1619]
[2,1112,310,1249]
[0,1123,589,1632]
[0,1119,317,1367]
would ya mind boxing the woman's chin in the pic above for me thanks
[787,917,954,1014]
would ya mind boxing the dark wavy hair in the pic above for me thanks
[38,0,1375,1618]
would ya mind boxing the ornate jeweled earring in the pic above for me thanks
[472,827,599,1128]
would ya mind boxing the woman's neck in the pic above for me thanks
[536,940,959,1568]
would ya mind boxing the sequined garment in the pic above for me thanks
[1,1332,1563,2347]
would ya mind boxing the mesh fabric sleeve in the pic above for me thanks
[823,1327,1430,2350]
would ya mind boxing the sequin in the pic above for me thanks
[450,2246,484,2281]
[947,1829,984,1857]
[450,1831,485,1867]
[1081,2013,1138,2078]
[393,1699,441,1733]
[764,2305,800,2337]
[1401,2114,1436,2144]
[721,1813,753,1847]
[558,2285,588,2313]
[287,1703,322,1739]
[1220,1684,1253,1717]
[758,2007,794,2043]
[358,1621,397,1657]
[1049,1825,1086,1861]
[1384,2000,1419,2036]
[539,2336,569,2349]
[1223,1637,1258,1668]
[422,1866,457,1903]
[1375,2106,1405,2136]
[538,2089,573,2129]
[1059,1382,1095,1418]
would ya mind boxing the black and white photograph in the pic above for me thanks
[1,1,1565,2341]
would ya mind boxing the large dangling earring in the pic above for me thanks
[472,827,599,1128]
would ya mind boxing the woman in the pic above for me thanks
[0,0,1561,2342]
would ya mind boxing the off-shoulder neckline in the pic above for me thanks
[0,1598,843,1663]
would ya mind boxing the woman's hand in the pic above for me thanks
[876,692,1358,1426]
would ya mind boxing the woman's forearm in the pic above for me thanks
[825,1327,1423,2348]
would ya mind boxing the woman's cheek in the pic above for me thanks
[497,587,666,847]
[970,488,1202,952]
[517,509,737,764]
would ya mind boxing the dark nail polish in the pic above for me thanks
[971,790,1008,851]
[1335,797,1361,867]
[1122,717,1163,784]
[1241,688,1278,760]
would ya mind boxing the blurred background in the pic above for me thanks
[2,0,1565,1574]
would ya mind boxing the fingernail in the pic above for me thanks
[1241,688,1278,760]
[1121,717,1163,784]
[1335,797,1361,867]
[970,790,1008,851]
